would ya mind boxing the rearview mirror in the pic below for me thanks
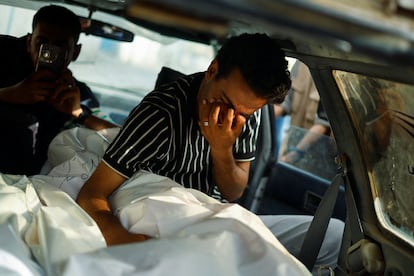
[80,17,134,42]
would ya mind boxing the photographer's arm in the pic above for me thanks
[0,71,56,104]
[51,71,119,130]
[73,107,119,130]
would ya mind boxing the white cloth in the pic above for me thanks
[0,127,311,275]
[0,174,106,276]
[41,127,342,273]
[64,171,310,276]
[39,127,120,200]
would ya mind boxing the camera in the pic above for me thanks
[35,43,66,74]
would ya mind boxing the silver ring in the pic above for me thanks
[67,84,73,89]
[202,121,209,127]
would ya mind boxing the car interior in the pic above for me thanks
[1,0,414,275]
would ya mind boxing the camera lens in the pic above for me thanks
[43,51,51,58]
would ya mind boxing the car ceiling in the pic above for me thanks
[3,0,414,68]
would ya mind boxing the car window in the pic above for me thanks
[72,33,214,124]
[276,59,338,181]
[278,126,338,180]
[0,5,214,125]
[334,70,414,245]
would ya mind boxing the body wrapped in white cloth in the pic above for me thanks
[0,127,310,275]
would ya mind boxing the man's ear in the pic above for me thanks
[26,33,32,53]
[71,44,82,62]
[206,59,218,80]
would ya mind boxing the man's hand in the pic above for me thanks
[47,69,82,117]
[198,98,250,201]
[198,99,246,152]
[0,70,57,104]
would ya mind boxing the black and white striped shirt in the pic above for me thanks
[103,73,261,199]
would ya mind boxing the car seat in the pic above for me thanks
[237,103,277,211]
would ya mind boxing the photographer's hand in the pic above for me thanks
[48,70,118,130]
[48,70,82,117]
[0,70,56,104]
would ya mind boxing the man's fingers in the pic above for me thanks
[27,79,55,101]
[210,102,221,125]
[199,98,211,125]
[224,107,235,128]
[232,114,246,135]
[32,68,57,80]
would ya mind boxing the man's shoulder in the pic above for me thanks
[150,72,201,98]
[0,34,19,42]
[0,35,26,58]
[0,35,32,85]
[0,35,26,51]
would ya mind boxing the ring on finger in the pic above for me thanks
[202,121,209,127]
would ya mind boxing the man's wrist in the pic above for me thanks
[73,104,92,125]
[288,146,305,159]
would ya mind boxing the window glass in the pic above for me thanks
[279,126,338,180]
[334,70,414,243]
[71,34,214,124]
[276,59,338,180]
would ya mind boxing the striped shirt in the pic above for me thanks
[103,72,261,199]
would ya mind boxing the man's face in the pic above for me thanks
[199,60,267,124]
[27,22,78,69]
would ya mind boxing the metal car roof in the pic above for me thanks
[3,0,414,67]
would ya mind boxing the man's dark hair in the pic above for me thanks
[215,33,291,104]
[32,5,81,43]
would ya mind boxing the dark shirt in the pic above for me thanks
[0,35,99,175]
[103,73,260,199]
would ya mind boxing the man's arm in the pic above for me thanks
[199,101,251,201]
[74,109,119,130]
[280,123,330,163]
[0,70,57,104]
[273,104,285,118]
[49,70,119,130]
[76,162,149,245]
[210,149,250,201]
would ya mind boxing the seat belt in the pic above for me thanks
[298,171,344,271]
[298,153,365,272]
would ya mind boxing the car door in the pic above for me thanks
[325,62,414,276]
[276,52,413,275]
[241,50,414,274]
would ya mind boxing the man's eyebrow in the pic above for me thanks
[222,92,251,118]
[222,93,235,109]
[34,35,47,41]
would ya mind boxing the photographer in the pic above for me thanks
[0,5,117,175]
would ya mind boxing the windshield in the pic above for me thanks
[0,5,214,125]
[334,70,414,245]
